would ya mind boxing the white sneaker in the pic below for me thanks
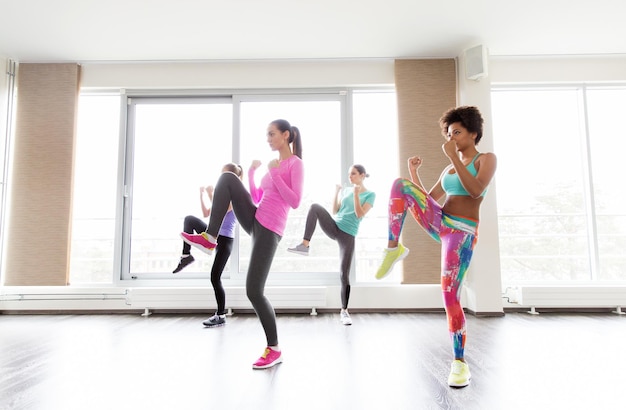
[340,309,352,325]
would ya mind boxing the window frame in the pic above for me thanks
[103,87,398,287]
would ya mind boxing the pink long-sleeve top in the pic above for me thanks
[248,155,304,236]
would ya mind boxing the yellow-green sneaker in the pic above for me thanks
[448,360,471,387]
[375,243,409,280]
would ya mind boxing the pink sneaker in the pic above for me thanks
[180,232,216,255]
[252,347,282,369]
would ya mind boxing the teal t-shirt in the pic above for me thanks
[335,188,376,236]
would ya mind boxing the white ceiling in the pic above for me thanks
[1,0,625,63]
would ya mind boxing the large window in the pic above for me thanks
[586,88,626,280]
[69,89,399,285]
[123,98,233,280]
[237,96,343,282]
[352,91,400,283]
[491,86,626,283]
[0,62,16,283]
[69,94,121,284]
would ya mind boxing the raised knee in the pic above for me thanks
[392,177,404,188]
[310,203,324,212]
[217,171,238,184]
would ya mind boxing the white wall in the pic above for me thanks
[7,55,624,313]
[4,59,464,313]
[81,59,396,89]
[489,55,626,84]
[473,53,626,311]
[451,51,626,314]
[455,49,504,314]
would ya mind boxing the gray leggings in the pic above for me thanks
[207,172,281,346]
[303,203,355,309]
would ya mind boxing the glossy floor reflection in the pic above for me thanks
[0,311,624,410]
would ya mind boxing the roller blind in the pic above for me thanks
[394,59,456,284]
[4,63,81,286]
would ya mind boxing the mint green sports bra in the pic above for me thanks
[441,153,487,197]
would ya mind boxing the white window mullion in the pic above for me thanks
[579,85,600,280]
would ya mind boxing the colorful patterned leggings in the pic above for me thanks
[388,178,478,359]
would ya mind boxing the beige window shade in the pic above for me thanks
[394,59,456,284]
[4,63,81,286]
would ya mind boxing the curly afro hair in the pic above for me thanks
[439,106,484,144]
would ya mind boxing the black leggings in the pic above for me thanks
[207,172,281,346]
[211,236,233,316]
[303,203,355,309]
[181,215,233,315]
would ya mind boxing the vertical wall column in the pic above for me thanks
[457,50,504,314]
[394,59,457,284]
[4,63,81,286]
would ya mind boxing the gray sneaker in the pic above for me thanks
[287,243,309,256]
[172,254,195,273]
[202,314,226,327]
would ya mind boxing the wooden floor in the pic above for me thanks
[1,310,624,410]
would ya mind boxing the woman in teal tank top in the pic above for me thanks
[287,164,376,325]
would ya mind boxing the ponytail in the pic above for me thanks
[290,126,303,159]
[353,164,369,178]
[271,119,303,159]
